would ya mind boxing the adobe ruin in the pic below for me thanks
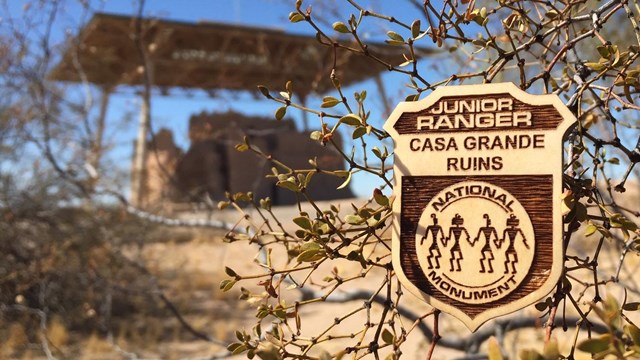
[139,112,353,207]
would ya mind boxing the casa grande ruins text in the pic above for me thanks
[407,97,546,171]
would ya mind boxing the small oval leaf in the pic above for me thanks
[293,216,312,230]
[275,106,287,121]
[332,21,350,33]
[339,114,362,126]
[577,336,610,354]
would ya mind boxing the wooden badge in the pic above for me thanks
[384,83,575,331]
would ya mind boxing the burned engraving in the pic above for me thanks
[384,82,575,331]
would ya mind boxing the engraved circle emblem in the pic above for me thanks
[415,181,535,304]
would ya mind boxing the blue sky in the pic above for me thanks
[34,0,438,198]
[0,1,456,199]
[4,1,635,199]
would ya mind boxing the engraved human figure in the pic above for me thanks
[472,214,499,273]
[497,214,530,274]
[421,214,445,269]
[445,214,470,272]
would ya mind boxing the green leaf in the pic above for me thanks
[472,38,487,47]
[220,279,230,289]
[584,224,598,236]
[387,31,404,42]
[257,85,270,97]
[339,114,362,126]
[373,188,389,206]
[487,336,504,360]
[623,302,640,311]
[234,192,251,202]
[256,344,283,360]
[545,10,559,19]
[366,217,380,227]
[310,131,322,141]
[275,106,287,121]
[608,157,620,165]
[297,248,325,262]
[534,301,548,311]
[336,171,352,189]
[585,62,606,72]
[473,14,485,26]
[334,170,350,178]
[225,266,237,277]
[293,216,312,230]
[317,222,330,235]
[601,295,622,326]
[352,126,366,139]
[625,324,640,346]
[385,39,405,46]
[405,94,420,102]
[332,21,350,33]
[304,171,314,187]
[399,59,413,67]
[597,45,610,58]
[518,349,544,360]
[610,213,638,230]
[321,96,341,108]
[381,328,394,344]
[232,344,247,355]
[289,12,305,23]
[277,180,299,192]
[577,336,610,354]
[218,201,229,210]
[221,279,236,292]
[300,242,320,252]
[260,198,272,210]
[235,143,249,152]
[411,20,421,38]
[345,214,363,225]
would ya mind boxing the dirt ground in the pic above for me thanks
[1,191,639,359]
[134,192,640,360]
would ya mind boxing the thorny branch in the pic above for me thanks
[2,0,640,359]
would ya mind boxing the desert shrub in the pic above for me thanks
[0,173,163,336]
[216,1,640,359]
[1,0,640,359]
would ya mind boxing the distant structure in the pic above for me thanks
[48,13,434,208]
[157,111,352,206]
[141,129,183,206]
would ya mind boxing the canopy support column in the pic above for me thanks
[131,90,151,208]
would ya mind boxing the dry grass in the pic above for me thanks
[0,323,28,358]
[1,192,638,359]
[81,333,114,359]
[46,316,69,349]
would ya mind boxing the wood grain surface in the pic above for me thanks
[399,175,554,318]
[394,94,563,134]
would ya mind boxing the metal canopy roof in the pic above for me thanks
[49,13,433,96]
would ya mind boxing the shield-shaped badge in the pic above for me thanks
[384,83,575,331]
